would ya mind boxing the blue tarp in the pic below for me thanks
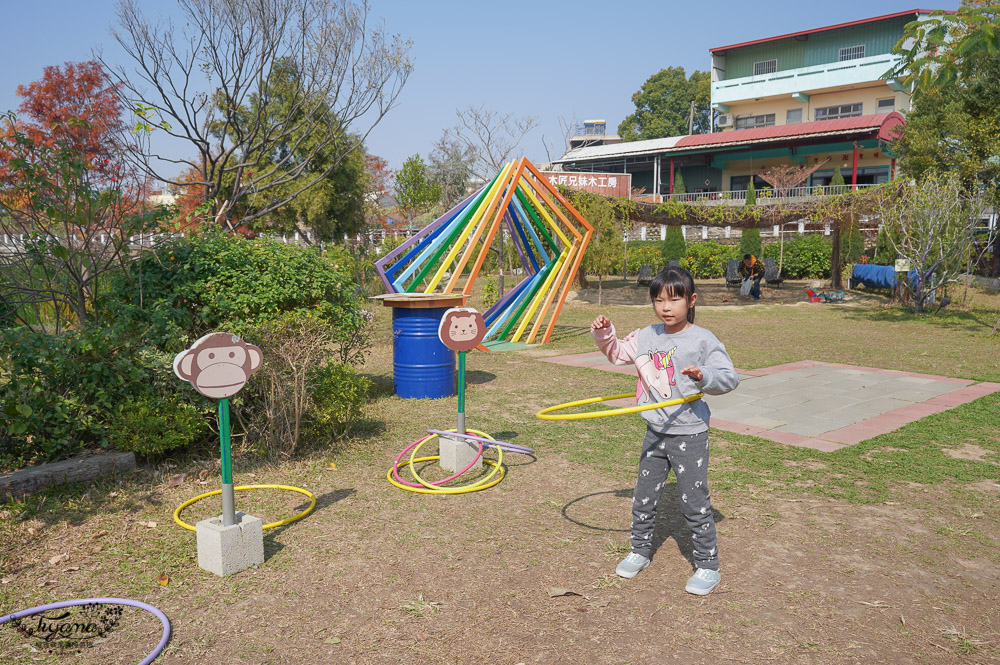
[850,264,920,290]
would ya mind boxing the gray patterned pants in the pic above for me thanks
[631,428,719,571]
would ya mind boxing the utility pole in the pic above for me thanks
[688,100,696,135]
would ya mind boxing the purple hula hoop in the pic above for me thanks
[1,597,170,665]
[425,430,535,455]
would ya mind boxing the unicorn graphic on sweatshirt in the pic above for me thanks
[634,346,677,402]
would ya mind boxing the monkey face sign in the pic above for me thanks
[438,308,486,352]
[173,333,263,399]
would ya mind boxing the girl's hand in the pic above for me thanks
[681,365,703,382]
[591,315,611,330]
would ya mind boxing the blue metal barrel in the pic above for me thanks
[392,306,456,399]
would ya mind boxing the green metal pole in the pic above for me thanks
[457,351,466,435]
[219,398,236,526]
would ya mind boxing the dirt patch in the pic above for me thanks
[3,451,999,665]
[784,459,830,471]
[943,444,996,463]
[862,446,912,461]
[972,479,1000,493]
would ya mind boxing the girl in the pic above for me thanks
[591,267,739,595]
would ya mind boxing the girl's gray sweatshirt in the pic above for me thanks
[593,322,740,434]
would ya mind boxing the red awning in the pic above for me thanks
[672,113,904,151]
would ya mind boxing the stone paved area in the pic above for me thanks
[540,353,1000,452]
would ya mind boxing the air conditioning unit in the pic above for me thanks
[717,113,733,128]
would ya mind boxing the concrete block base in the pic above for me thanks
[196,512,265,577]
[438,433,482,473]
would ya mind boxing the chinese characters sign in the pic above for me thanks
[543,171,632,199]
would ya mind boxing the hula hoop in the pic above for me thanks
[173,484,316,532]
[0,597,170,665]
[536,392,705,421]
[387,428,506,494]
[425,429,536,455]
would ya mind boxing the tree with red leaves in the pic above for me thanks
[1,60,124,184]
[0,62,166,332]
[364,154,393,229]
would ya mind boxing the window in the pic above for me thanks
[785,108,802,124]
[735,113,775,129]
[814,103,862,121]
[753,59,777,76]
[839,45,866,61]
[877,98,895,113]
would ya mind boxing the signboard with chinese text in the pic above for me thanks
[541,171,632,199]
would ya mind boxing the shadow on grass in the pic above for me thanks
[842,303,994,333]
[263,487,355,562]
[364,374,395,398]
[561,485,726,569]
[465,370,496,385]
[546,325,593,344]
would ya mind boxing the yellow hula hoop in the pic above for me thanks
[173,484,316,532]
[536,392,705,421]
[386,428,506,495]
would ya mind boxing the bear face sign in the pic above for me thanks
[173,332,263,399]
[438,308,486,352]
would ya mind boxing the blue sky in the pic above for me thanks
[0,1,957,178]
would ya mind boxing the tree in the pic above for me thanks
[449,105,538,182]
[840,218,865,265]
[662,226,686,262]
[576,192,623,306]
[873,223,899,265]
[210,60,369,240]
[830,166,845,188]
[745,179,757,206]
[107,0,411,230]
[394,155,441,227]
[757,159,830,196]
[363,154,393,228]
[169,165,209,230]
[888,3,1000,190]
[739,227,762,260]
[874,172,991,313]
[1,60,124,186]
[672,171,686,197]
[0,113,165,332]
[618,67,710,141]
[428,131,476,208]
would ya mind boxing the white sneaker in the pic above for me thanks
[685,568,721,595]
[615,552,650,578]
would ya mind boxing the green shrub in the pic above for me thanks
[109,391,210,457]
[765,233,832,278]
[481,272,499,308]
[661,226,686,261]
[673,171,686,196]
[0,326,210,468]
[679,241,740,278]
[739,227,762,259]
[306,361,371,442]
[625,241,666,275]
[840,220,865,264]
[745,180,756,206]
[830,166,845,188]
[873,224,899,265]
[106,227,367,358]
[241,311,372,457]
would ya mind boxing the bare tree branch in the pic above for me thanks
[105,0,411,226]
[451,105,538,182]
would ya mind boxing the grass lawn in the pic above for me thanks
[2,281,999,664]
